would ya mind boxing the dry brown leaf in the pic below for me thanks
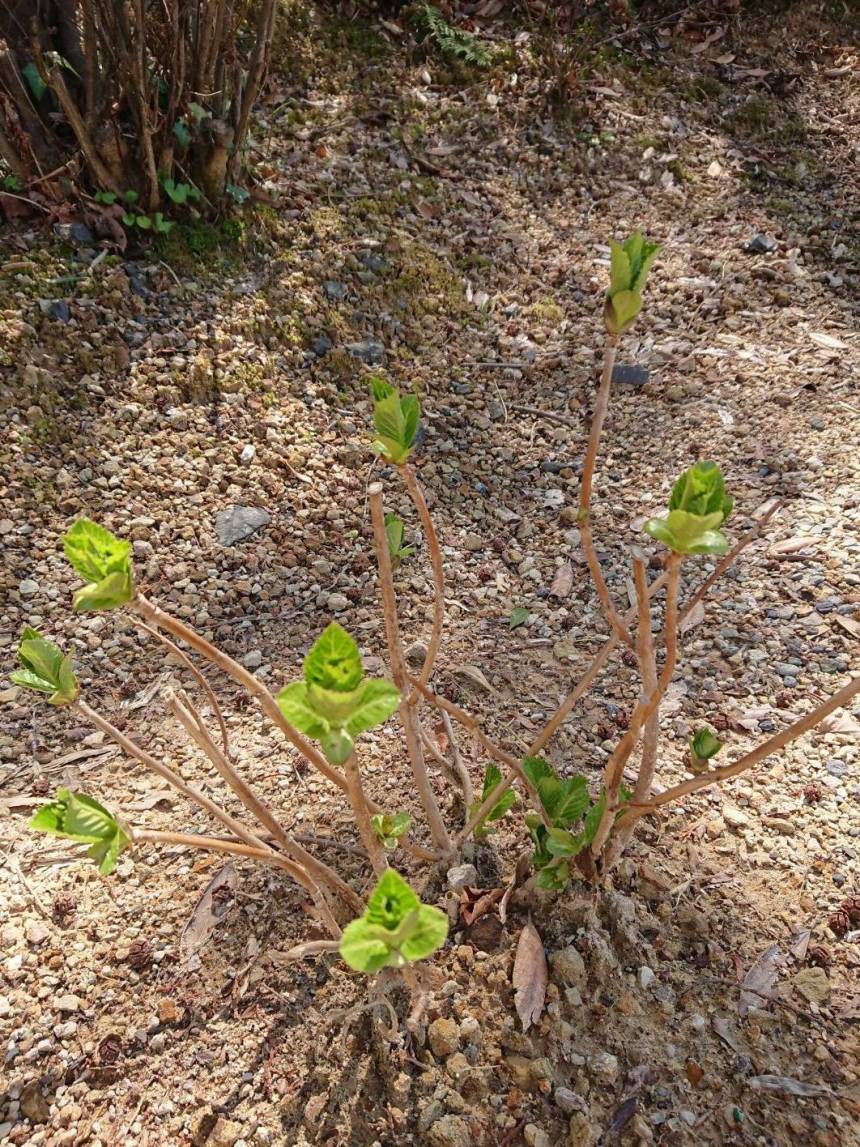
[809,331,847,351]
[740,943,784,1016]
[767,536,820,557]
[818,711,860,737]
[452,663,495,693]
[833,615,860,639]
[549,561,573,599]
[179,863,237,961]
[512,921,547,1031]
[789,929,811,962]
[679,600,706,634]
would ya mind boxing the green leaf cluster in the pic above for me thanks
[689,727,724,774]
[522,757,630,890]
[643,462,733,555]
[30,789,130,874]
[371,812,412,849]
[339,869,448,973]
[63,519,136,611]
[369,380,420,465]
[410,2,491,67]
[604,231,660,335]
[469,763,517,838]
[276,623,400,764]
[162,178,200,206]
[384,513,414,569]
[11,628,78,705]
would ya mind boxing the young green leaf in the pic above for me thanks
[384,512,414,568]
[11,629,78,706]
[690,727,724,773]
[344,679,401,736]
[94,190,117,205]
[522,756,555,789]
[275,681,330,739]
[63,519,135,612]
[581,790,606,846]
[304,622,363,693]
[538,775,590,827]
[469,763,517,837]
[535,860,570,890]
[188,102,209,121]
[509,607,529,629]
[339,869,448,972]
[369,379,420,465]
[30,789,130,875]
[669,461,732,521]
[371,812,413,849]
[643,509,729,555]
[604,232,660,335]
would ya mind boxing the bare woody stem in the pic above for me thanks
[590,553,682,858]
[400,464,445,693]
[344,754,387,876]
[133,830,341,939]
[601,557,659,870]
[131,595,361,805]
[133,617,230,754]
[578,333,619,518]
[620,674,860,825]
[369,483,452,854]
[169,692,363,914]
[530,503,779,758]
[407,676,550,838]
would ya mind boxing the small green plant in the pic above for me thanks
[339,869,448,972]
[30,789,130,874]
[2,173,23,192]
[384,513,414,569]
[64,518,136,611]
[11,628,78,705]
[689,728,724,774]
[604,231,660,335]
[276,622,401,765]
[161,177,200,206]
[509,607,529,630]
[644,461,733,555]
[409,3,490,68]
[371,812,413,849]
[369,379,420,465]
[469,764,516,838]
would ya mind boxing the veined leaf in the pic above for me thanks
[304,622,363,693]
[339,869,447,972]
[275,681,331,739]
[64,518,132,583]
[470,763,516,837]
[372,812,412,849]
[12,630,78,705]
[522,756,555,789]
[30,789,130,874]
[344,679,401,736]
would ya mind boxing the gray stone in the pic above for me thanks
[589,1050,619,1082]
[345,339,385,365]
[326,592,349,612]
[554,1087,587,1115]
[612,363,650,387]
[746,234,779,253]
[18,578,39,596]
[722,804,750,830]
[55,222,94,244]
[242,650,263,669]
[214,506,270,546]
[323,281,348,300]
[239,444,256,464]
[38,298,71,322]
[311,336,333,356]
[446,864,478,892]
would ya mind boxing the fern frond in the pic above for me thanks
[410,3,490,68]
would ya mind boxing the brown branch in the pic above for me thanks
[621,674,860,825]
[590,554,682,858]
[401,464,445,693]
[578,334,618,518]
[369,483,452,854]
[227,0,275,178]
[580,520,634,647]
[442,710,473,810]
[169,692,362,914]
[133,617,230,755]
[344,754,387,876]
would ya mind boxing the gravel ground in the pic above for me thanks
[1,4,859,1145]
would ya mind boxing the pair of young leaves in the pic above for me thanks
[339,867,448,973]
[30,789,130,875]
[605,231,660,336]
[643,461,733,557]
[275,622,401,765]
[523,756,621,890]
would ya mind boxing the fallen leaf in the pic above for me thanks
[179,863,237,961]
[712,1014,747,1056]
[833,615,860,639]
[740,943,784,1016]
[679,600,706,634]
[452,663,495,693]
[809,331,847,351]
[509,607,529,629]
[127,789,176,812]
[685,1059,704,1086]
[748,1074,832,1097]
[818,712,860,737]
[512,921,547,1031]
[606,1096,637,1135]
[767,536,820,557]
[789,929,811,962]
[549,561,573,600]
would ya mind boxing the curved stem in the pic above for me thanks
[580,521,633,647]
[578,334,618,518]
[369,484,453,854]
[344,754,387,876]
[133,830,341,939]
[401,464,445,693]
[133,616,230,754]
[170,692,363,914]
[620,674,860,826]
